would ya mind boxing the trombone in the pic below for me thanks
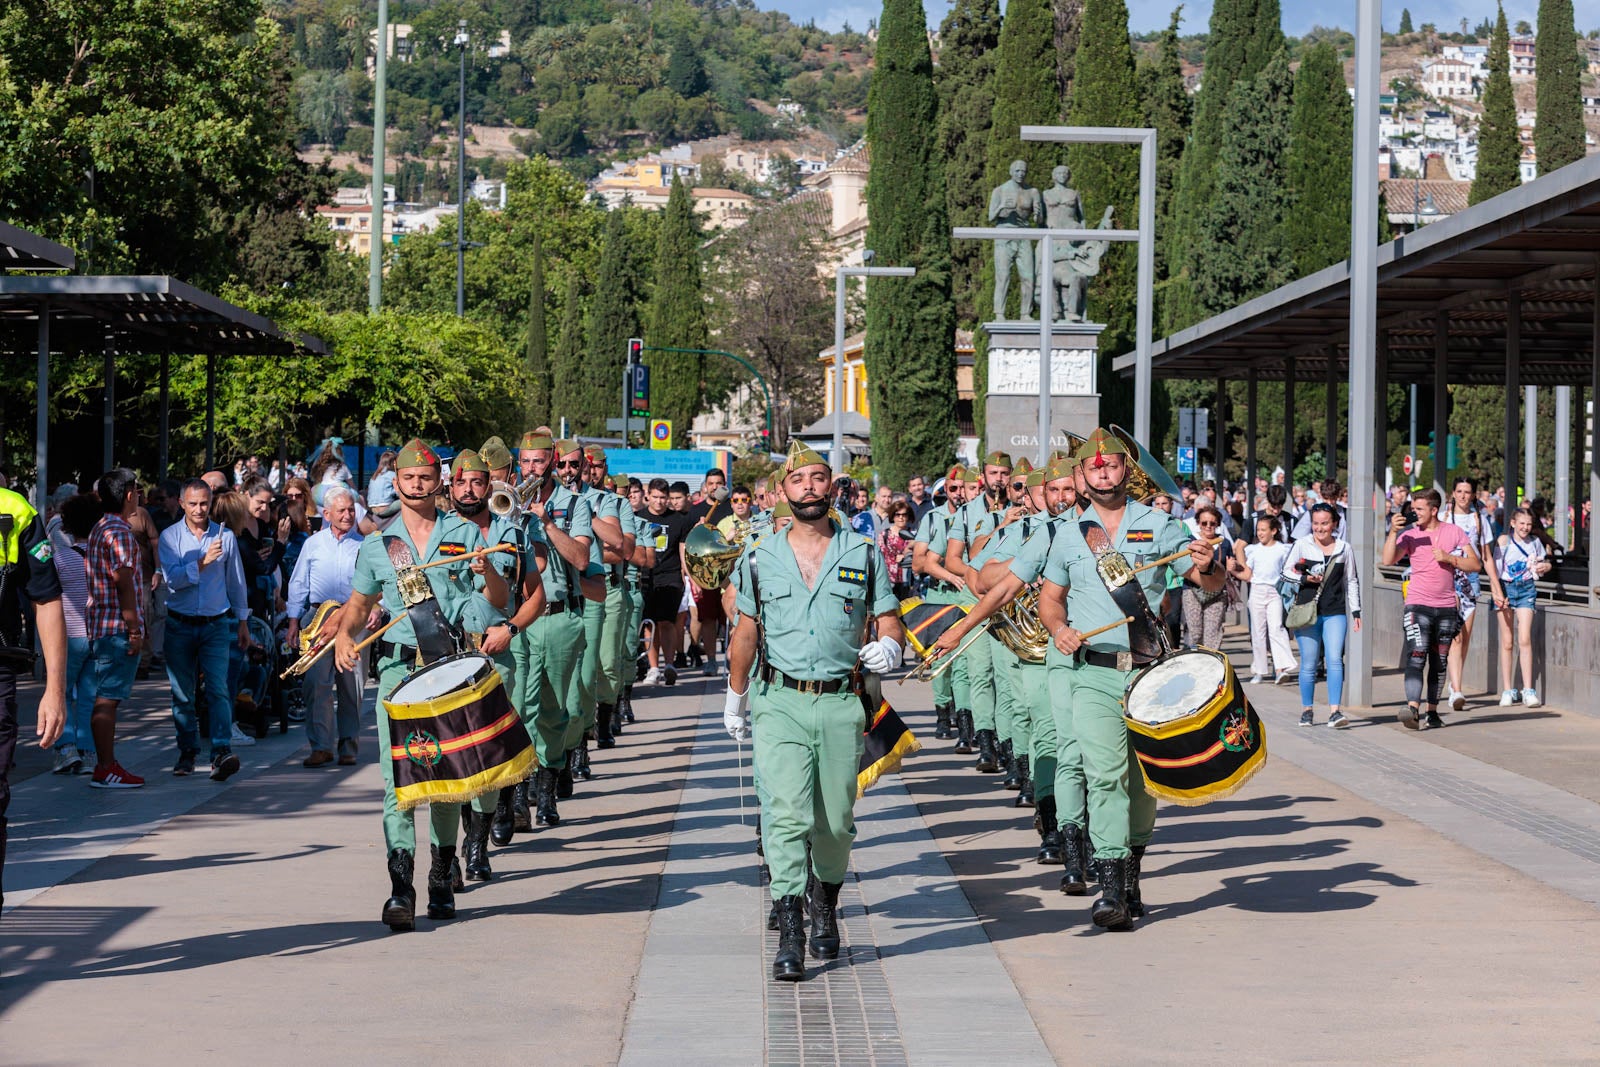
[903,614,1136,684]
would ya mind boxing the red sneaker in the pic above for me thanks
[89,762,146,789]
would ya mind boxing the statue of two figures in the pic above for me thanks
[988,160,1115,324]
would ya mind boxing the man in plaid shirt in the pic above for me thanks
[84,469,150,788]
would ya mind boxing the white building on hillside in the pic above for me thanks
[1422,57,1475,98]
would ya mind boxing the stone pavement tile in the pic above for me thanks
[1,678,704,1066]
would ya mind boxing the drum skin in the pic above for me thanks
[1122,649,1267,806]
[383,653,535,810]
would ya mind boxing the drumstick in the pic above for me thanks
[411,543,519,572]
[1076,616,1135,641]
[1128,537,1223,577]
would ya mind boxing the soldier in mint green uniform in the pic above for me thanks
[547,440,609,780]
[616,477,652,728]
[336,439,507,931]
[912,464,970,741]
[580,445,632,750]
[944,451,1012,774]
[728,442,903,982]
[1037,429,1223,930]
[980,460,1046,799]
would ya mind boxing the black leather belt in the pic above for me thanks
[543,601,566,616]
[760,663,852,695]
[169,609,231,625]
[608,573,622,587]
[378,639,420,663]
[1074,648,1153,672]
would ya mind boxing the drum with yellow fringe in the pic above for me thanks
[1122,648,1266,806]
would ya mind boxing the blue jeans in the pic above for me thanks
[165,616,234,752]
[56,635,97,753]
[1295,613,1349,708]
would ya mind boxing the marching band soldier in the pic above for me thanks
[990,458,1035,787]
[1035,429,1222,929]
[616,476,655,731]
[944,451,1013,773]
[912,465,970,742]
[727,441,903,982]
[550,440,606,782]
[334,439,508,931]
[578,445,632,753]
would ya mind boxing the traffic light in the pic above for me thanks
[626,337,643,366]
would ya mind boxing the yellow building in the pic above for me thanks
[315,204,395,257]
[818,329,977,437]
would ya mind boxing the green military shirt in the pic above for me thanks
[918,503,961,558]
[623,505,649,583]
[951,497,1003,566]
[580,483,621,570]
[985,511,1050,566]
[540,482,593,603]
[733,520,898,681]
[1006,515,1065,583]
[1040,500,1194,654]
[351,508,487,648]
[457,512,543,631]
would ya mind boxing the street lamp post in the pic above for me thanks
[454,19,469,317]
[833,263,915,474]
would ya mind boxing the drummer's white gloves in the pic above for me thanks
[859,636,903,674]
[723,684,751,741]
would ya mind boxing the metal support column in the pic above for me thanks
[1375,329,1388,489]
[1325,346,1339,480]
[205,354,217,471]
[102,336,115,471]
[1038,234,1053,467]
[1590,257,1600,605]
[1215,380,1228,485]
[1134,131,1156,443]
[1505,292,1521,507]
[833,269,847,473]
[369,0,390,312]
[158,354,170,482]
[1283,355,1297,480]
[1246,370,1258,499]
[1525,384,1538,499]
[1433,313,1448,496]
[1556,384,1571,548]
[35,305,49,503]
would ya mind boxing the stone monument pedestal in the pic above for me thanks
[983,320,1102,457]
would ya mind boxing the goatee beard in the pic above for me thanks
[454,498,486,517]
[791,498,829,521]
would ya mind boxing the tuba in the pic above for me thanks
[685,522,746,592]
[991,585,1051,664]
[1109,424,1184,505]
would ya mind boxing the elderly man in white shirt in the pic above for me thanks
[285,487,368,767]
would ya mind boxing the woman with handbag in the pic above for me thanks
[1281,502,1361,728]
[1228,513,1297,685]
[1180,505,1230,648]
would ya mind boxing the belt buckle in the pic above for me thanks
[798,678,821,695]
[1115,651,1133,672]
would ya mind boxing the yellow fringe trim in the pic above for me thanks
[393,746,536,811]
[856,729,922,799]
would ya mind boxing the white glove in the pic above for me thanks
[723,685,751,741]
[859,636,904,674]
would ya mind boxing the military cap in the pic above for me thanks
[584,444,607,463]
[1024,468,1047,488]
[1013,457,1035,476]
[1071,427,1130,467]
[772,498,793,519]
[1046,456,1076,482]
[452,448,489,474]
[479,435,513,471]
[783,439,828,475]
[518,430,555,451]
[397,438,439,469]
[982,450,1013,469]
[554,438,582,457]
[945,464,964,481]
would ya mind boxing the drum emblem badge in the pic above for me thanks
[1219,710,1255,753]
[404,730,444,766]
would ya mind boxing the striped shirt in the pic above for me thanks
[86,513,143,638]
[49,527,91,640]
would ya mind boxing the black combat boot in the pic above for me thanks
[463,810,493,881]
[809,879,843,960]
[490,785,516,846]
[975,729,1000,773]
[620,685,636,723]
[511,781,533,832]
[596,704,617,748]
[1001,741,1020,788]
[573,737,593,781]
[1059,823,1089,894]
[1091,857,1132,930]
[382,848,416,931]
[1015,756,1034,807]
[772,895,807,982]
[934,704,953,740]
[557,757,576,798]
[1126,844,1147,920]
[954,708,975,753]
[426,845,457,920]
[1034,795,1063,865]
[534,765,561,827]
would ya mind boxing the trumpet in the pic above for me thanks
[488,479,538,523]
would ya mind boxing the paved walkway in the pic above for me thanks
[6,624,1600,1063]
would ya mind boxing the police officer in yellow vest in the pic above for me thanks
[727,441,902,982]
[1035,429,1222,930]
[334,439,508,930]
[0,487,68,911]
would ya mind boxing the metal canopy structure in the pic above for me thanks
[0,221,75,272]
[1112,152,1600,387]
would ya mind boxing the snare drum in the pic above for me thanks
[1122,648,1266,806]
[382,653,535,811]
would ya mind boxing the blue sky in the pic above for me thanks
[767,0,1593,37]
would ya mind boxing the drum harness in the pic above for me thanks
[379,535,467,669]
[1079,519,1171,673]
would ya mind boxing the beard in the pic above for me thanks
[453,496,487,517]
[1083,479,1125,508]
[791,496,829,521]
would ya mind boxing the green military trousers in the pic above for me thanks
[989,634,1025,753]
[962,607,998,732]
[1054,658,1155,859]
[622,582,644,687]
[1013,659,1054,802]
[752,678,865,900]
[578,595,605,735]
[376,657,462,852]
[596,579,628,705]
[514,609,584,769]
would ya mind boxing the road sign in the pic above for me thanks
[630,363,650,418]
[1194,409,1209,449]
[1177,446,1196,475]
[1178,408,1194,449]
[1403,453,1413,475]
[650,419,672,450]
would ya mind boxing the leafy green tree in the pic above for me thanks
[936,0,1002,326]
[1399,8,1414,33]
[1285,41,1353,275]
[665,32,709,97]
[1534,0,1585,174]
[866,0,958,482]
[552,272,587,433]
[645,176,709,447]
[1471,5,1521,205]
[524,231,552,429]
[1139,7,1192,283]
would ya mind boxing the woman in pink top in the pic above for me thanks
[1380,488,1482,730]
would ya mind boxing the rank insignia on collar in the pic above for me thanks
[438,542,469,556]
[1126,530,1154,543]
[837,566,866,585]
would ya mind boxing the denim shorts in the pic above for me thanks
[1504,577,1537,610]
[91,632,140,702]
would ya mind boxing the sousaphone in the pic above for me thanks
[1110,424,1183,505]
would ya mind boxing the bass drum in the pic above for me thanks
[382,653,534,810]
[1122,648,1266,806]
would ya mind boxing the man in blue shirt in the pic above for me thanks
[285,486,366,768]
[157,479,250,779]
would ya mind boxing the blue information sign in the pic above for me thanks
[1177,446,1197,475]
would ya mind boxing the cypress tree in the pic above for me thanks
[645,174,709,448]
[1066,0,1141,426]
[936,0,1002,326]
[1534,0,1584,174]
[523,230,551,429]
[866,0,958,484]
[583,208,641,436]
[1193,47,1295,316]
[1139,7,1191,280]
[1399,7,1413,33]
[1471,5,1521,205]
[666,33,708,98]
[1285,41,1354,275]
[552,271,586,432]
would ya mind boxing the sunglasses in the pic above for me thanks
[1197,519,1221,528]
[286,491,305,499]
[556,460,583,469]
[1010,482,1025,491]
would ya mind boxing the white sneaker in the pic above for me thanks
[1247,674,1264,685]
[1449,689,1467,711]
[52,744,84,775]
[230,723,257,747]
[1275,669,1295,686]
[642,667,662,686]
[1522,688,1541,708]
[1499,689,1518,707]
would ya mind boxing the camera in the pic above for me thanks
[1402,506,1417,527]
